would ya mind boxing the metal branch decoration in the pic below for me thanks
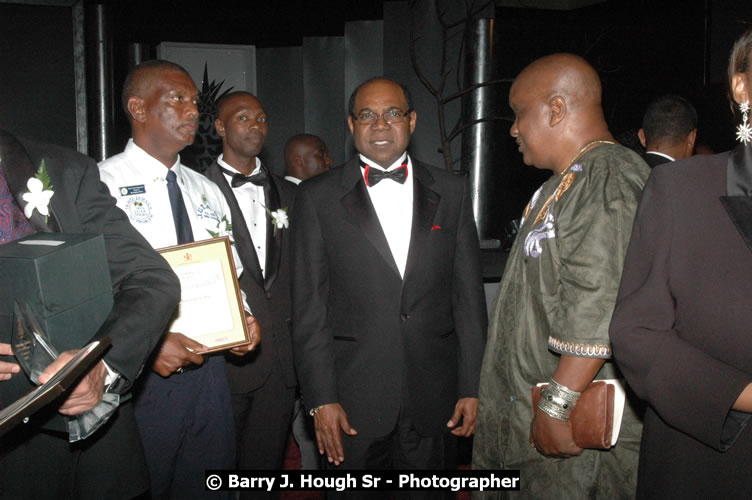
[408,0,511,171]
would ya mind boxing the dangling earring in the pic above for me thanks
[737,101,751,145]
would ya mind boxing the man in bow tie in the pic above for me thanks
[205,91,297,489]
[290,77,487,486]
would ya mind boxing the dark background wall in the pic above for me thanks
[0,3,77,149]
[2,0,752,241]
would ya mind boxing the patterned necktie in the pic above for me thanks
[166,169,194,245]
[361,160,408,187]
[0,162,35,245]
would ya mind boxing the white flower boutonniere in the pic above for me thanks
[266,207,289,234]
[22,160,54,223]
[207,214,233,240]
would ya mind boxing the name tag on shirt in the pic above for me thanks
[119,185,146,196]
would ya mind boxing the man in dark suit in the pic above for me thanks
[206,91,297,480]
[284,134,333,185]
[0,128,181,499]
[638,94,697,167]
[291,77,487,476]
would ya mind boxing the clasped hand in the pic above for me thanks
[153,315,261,376]
[0,342,20,381]
[529,405,583,458]
[2,343,103,416]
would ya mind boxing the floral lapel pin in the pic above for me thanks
[431,225,442,231]
[22,160,54,223]
[207,214,233,240]
[264,206,289,234]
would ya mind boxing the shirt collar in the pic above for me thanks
[358,152,408,172]
[126,138,184,179]
[646,151,676,162]
[217,154,262,176]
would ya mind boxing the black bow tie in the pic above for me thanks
[220,165,269,188]
[362,160,408,187]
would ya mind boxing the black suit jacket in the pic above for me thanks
[205,162,296,392]
[291,156,487,438]
[643,151,672,168]
[0,130,180,498]
[610,149,752,497]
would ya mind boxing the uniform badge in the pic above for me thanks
[196,202,220,224]
[119,184,146,196]
[125,196,153,223]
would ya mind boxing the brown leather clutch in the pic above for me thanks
[531,380,615,449]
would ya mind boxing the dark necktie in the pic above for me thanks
[361,160,408,187]
[219,165,270,188]
[166,169,194,244]
[0,163,35,245]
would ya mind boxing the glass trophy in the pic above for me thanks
[10,301,118,442]
[11,301,58,384]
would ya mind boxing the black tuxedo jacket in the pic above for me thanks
[291,156,487,438]
[205,162,296,393]
[0,130,180,498]
[643,151,672,168]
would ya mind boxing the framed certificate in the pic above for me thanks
[158,237,250,352]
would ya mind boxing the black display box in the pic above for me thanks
[0,232,113,417]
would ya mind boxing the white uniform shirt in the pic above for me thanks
[99,140,249,311]
[217,155,267,277]
[359,152,413,278]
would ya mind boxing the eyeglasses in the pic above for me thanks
[352,109,413,125]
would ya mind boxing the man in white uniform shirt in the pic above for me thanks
[98,60,259,499]
[290,78,487,494]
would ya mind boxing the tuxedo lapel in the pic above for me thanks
[720,196,752,254]
[206,162,264,287]
[722,144,752,254]
[404,161,439,281]
[0,130,59,232]
[263,175,283,292]
[340,158,401,277]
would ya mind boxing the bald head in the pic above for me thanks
[284,134,332,181]
[122,60,191,121]
[509,53,612,173]
[514,53,603,114]
[122,59,199,167]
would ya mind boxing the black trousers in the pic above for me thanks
[324,405,458,500]
[231,361,296,500]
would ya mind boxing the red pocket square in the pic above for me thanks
[431,225,441,231]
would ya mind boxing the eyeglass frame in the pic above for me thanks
[351,108,414,125]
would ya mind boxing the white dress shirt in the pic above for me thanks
[217,155,268,277]
[359,152,413,278]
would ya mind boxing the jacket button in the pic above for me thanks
[400,313,410,321]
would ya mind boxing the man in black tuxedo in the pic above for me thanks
[291,77,487,476]
[0,129,180,499]
[205,92,297,480]
[638,94,698,168]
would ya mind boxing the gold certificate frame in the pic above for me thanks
[158,237,249,352]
